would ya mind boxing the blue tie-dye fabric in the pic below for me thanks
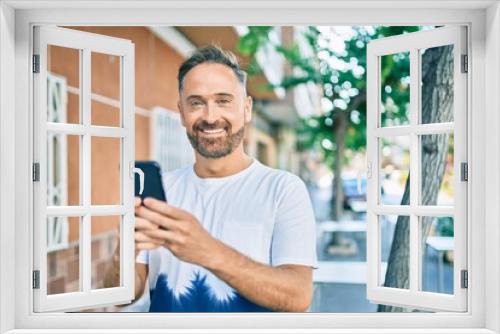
[148,272,271,312]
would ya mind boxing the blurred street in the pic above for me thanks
[308,182,454,312]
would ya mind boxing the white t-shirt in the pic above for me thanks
[136,159,317,312]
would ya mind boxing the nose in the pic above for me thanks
[204,100,220,123]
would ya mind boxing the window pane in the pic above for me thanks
[91,216,121,289]
[47,133,81,206]
[379,215,410,289]
[47,216,80,295]
[420,133,454,206]
[380,52,410,127]
[380,136,410,205]
[91,137,121,205]
[47,45,80,124]
[420,45,454,124]
[91,52,121,127]
[421,216,454,294]
[91,100,121,128]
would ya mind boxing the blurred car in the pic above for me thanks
[342,177,367,212]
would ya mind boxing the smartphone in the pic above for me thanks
[134,160,167,202]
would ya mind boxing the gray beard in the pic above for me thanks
[186,126,245,159]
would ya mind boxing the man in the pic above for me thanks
[106,45,317,312]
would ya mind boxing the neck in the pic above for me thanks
[193,145,253,178]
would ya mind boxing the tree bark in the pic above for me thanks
[378,45,454,312]
[331,111,348,221]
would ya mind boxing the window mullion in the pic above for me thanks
[46,122,126,137]
[81,47,91,293]
[46,205,127,216]
[375,205,454,216]
[121,46,134,293]
[409,48,420,294]
[374,123,454,137]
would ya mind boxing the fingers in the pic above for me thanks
[135,231,164,256]
[135,230,163,244]
[143,197,191,220]
[135,242,162,252]
[135,204,178,231]
[135,216,159,231]
[134,206,166,255]
[142,228,179,244]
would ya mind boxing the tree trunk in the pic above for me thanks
[331,111,348,221]
[378,45,454,312]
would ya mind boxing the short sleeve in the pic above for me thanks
[136,249,149,264]
[271,175,318,269]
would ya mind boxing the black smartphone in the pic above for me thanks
[134,160,167,202]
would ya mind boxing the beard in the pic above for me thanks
[186,119,245,159]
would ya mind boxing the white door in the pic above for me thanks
[366,26,468,312]
[33,26,135,312]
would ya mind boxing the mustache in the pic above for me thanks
[193,120,230,132]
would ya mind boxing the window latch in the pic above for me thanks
[130,162,144,195]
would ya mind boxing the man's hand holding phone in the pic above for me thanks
[134,197,164,258]
[135,197,224,269]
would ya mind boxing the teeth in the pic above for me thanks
[202,129,224,134]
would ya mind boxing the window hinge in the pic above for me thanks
[32,270,40,289]
[461,54,468,73]
[461,162,468,182]
[32,163,40,182]
[366,161,372,179]
[461,269,468,289]
[32,54,40,73]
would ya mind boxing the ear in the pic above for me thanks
[178,100,186,127]
[244,95,253,124]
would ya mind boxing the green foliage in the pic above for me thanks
[236,27,273,76]
[237,26,273,55]
[237,25,425,170]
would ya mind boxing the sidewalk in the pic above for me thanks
[308,185,454,312]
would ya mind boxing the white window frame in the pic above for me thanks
[32,26,136,312]
[366,26,468,312]
[0,2,498,333]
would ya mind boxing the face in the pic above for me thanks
[178,63,252,159]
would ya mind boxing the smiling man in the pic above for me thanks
[108,45,318,312]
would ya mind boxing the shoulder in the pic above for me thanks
[252,160,307,194]
[161,165,192,187]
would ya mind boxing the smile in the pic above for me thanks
[200,128,225,134]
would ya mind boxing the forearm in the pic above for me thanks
[103,251,145,303]
[204,241,312,312]
[135,198,313,311]
[103,253,120,289]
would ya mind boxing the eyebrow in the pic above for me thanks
[186,93,235,101]
[214,93,234,98]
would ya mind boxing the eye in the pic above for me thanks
[217,99,230,104]
[190,100,203,107]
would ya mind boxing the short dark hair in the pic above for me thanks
[177,44,247,93]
